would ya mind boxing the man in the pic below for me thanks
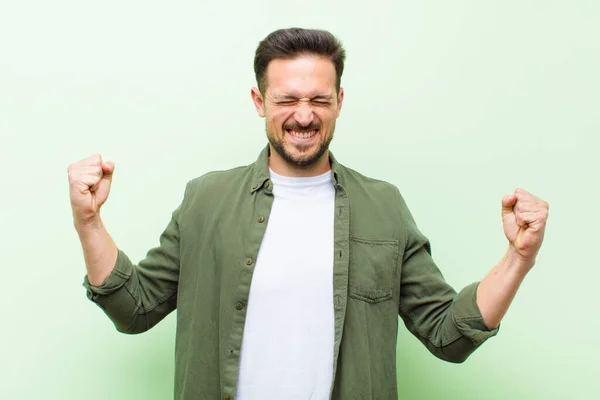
[68,28,549,400]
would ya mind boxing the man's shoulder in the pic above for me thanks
[176,162,255,215]
[186,163,254,192]
[336,161,417,218]
[337,163,400,195]
[336,162,417,237]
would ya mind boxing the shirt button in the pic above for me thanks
[246,258,253,265]
[252,184,257,190]
[334,295,343,309]
[257,215,265,223]
[235,302,244,310]
[265,181,271,188]
[224,395,230,400]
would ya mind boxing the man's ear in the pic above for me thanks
[251,87,265,118]
[336,87,345,117]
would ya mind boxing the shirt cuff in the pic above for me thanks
[451,281,499,346]
[82,250,134,299]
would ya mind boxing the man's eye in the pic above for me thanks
[278,101,296,105]
[312,101,331,106]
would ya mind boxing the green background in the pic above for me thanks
[1,1,598,399]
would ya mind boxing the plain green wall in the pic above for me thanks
[1,1,598,399]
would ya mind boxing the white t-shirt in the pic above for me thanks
[236,169,336,400]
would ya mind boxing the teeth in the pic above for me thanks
[289,130,317,139]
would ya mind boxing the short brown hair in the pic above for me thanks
[254,27,346,94]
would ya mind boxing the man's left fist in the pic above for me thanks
[501,188,549,262]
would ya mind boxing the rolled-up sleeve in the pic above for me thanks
[450,281,499,346]
[82,208,182,335]
[83,250,134,297]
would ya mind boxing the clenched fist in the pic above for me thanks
[501,188,549,263]
[67,154,115,226]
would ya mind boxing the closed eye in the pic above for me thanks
[276,100,297,106]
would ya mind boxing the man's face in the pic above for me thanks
[251,55,344,171]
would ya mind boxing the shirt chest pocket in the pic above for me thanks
[348,236,400,304]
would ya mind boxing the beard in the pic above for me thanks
[266,121,335,167]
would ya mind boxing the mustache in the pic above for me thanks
[283,122,320,131]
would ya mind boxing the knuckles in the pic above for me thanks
[513,189,549,211]
[67,154,103,171]
[67,154,104,183]
[88,153,103,164]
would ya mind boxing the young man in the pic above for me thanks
[68,28,549,400]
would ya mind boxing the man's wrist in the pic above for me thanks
[74,214,103,235]
[504,245,536,276]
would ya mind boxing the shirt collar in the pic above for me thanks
[250,144,342,193]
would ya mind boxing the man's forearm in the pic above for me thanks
[476,247,534,329]
[75,216,118,286]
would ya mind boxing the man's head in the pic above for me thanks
[251,28,346,176]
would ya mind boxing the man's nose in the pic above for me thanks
[293,101,314,127]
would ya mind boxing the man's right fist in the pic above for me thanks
[67,154,115,225]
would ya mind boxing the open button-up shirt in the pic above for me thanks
[83,146,498,399]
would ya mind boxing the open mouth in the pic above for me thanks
[286,129,319,139]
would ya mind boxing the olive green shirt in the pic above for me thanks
[83,146,498,399]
